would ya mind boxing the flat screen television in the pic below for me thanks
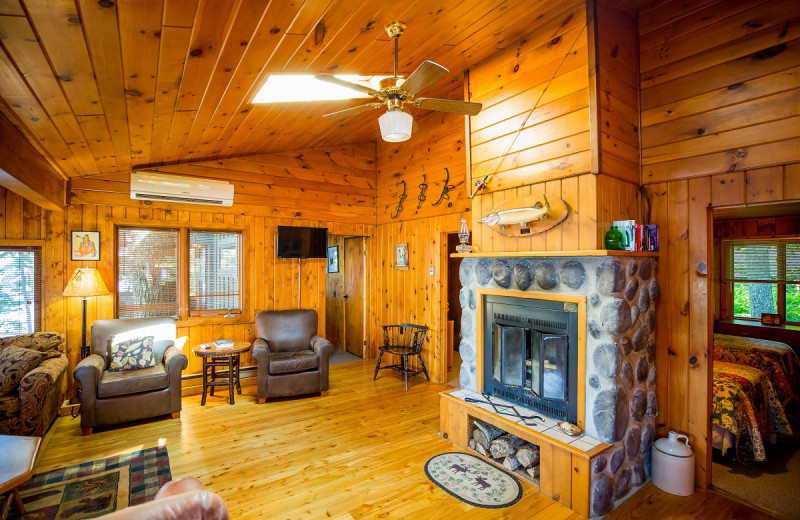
[277,226,328,259]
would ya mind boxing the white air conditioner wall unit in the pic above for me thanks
[130,172,234,207]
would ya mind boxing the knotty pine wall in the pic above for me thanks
[639,0,800,488]
[25,144,376,396]
[374,109,470,385]
[466,0,640,252]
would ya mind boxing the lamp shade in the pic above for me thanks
[63,268,109,297]
[378,109,413,142]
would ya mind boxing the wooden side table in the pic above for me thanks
[192,342,251,405]
[0,435,40,519]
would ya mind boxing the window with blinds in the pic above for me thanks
[117,227,180,318]
[0,246,41,337]
[189,231,241,314]
[723,239,800,323]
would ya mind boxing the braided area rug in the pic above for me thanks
[424,451,523,508]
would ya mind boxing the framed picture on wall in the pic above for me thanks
[71,231,100,261]
[394,243,409,271]
[327,245,339,273]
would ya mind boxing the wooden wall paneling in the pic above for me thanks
[646,183,668,435]
[687,176,711,488]
[4,188,23,238]
[666,180,689,435]
[709,172,745,207]
[746,166,784,204]
[578,174,598,249]
[785,162,800,200]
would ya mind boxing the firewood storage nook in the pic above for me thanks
[440,389,610,517]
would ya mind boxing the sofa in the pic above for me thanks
[100,476,228,520]
[74,318,187,435]
[0,332,67,437]
[253,309,333,403]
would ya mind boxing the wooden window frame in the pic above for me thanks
[0,239,44,336]
[722,239,798,325]
[114,220,250,326]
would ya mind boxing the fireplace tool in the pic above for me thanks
[465,394,545,427]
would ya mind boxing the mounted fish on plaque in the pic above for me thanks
[479,193,568,238]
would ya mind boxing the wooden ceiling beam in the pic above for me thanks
[0,111,65,211]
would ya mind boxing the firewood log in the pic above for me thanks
[516,444,540,467]
[476,443,489,457]
[526,465,540,479]
[489,434,526,459]
[472,420,504,448]
[468,439,476,450]
[503,455,521,471]
[473,429,490,450]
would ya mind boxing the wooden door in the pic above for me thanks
[344,237,365,357]
[325,235,345,349]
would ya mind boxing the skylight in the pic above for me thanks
[252,74,391,103]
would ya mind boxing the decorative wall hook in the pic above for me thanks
[417,174,428,209]
[432,167,455,207]
[391,180,407,219]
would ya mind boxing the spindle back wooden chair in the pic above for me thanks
[373,324,429,390]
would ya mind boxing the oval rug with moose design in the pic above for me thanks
[424,452,523,508]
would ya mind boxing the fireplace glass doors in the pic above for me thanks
[484,295,578,424]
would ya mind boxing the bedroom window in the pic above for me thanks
[723,239,800,324]
[117,227,242,320]
[0,246,42,336]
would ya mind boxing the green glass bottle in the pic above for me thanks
[604,225,624,250]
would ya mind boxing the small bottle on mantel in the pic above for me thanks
[456,218,473,253]
[604,225,624,250]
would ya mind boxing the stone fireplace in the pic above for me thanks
[454,254,659,516]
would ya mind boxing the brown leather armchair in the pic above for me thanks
[99,476,228,520]
[253,309,332,403]
[74,318,187,435]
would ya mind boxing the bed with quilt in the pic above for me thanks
[711,334,799,462]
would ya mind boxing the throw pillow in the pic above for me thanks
[0,346,47,396]
[109,336,156,371]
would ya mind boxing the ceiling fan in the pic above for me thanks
[315,22,483,142]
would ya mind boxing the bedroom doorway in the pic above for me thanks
[325,235,367,364]
[709,207,800,519]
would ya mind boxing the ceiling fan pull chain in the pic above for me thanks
[432,168,456,207]
[417,174,428,209]
[391,180,407,219]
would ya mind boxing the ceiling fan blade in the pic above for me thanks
[413,98,483,116]
[314,74,381,97]
[322,103,384,120]
[400,61,449,96]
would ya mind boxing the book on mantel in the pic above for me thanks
[212,339,234,350]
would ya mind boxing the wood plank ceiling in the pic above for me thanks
[0,0,652,179]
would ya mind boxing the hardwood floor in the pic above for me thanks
[39,360,771,519]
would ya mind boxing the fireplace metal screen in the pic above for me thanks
[484,296,578,423]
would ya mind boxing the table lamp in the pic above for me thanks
[63,268,109,358]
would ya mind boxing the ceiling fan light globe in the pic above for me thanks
[379,110,413,142]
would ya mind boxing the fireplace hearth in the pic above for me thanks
[483,295,578,424]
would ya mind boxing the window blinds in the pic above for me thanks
[0,247,41,336]
[117,227,179,318]
[723,239,800,284]
[189,231,240,312]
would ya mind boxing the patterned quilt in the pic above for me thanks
[712,361,792,462]
[713,334,800,411]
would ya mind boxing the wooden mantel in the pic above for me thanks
[451,250,660,258]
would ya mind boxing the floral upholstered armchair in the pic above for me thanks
[0,332,67,437]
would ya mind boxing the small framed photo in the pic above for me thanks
[71,231,100,261]
[761,313,782,326]
[327,245,339,273]
[394,243,409,271]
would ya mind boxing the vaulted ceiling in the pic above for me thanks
[0,0,652,180]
